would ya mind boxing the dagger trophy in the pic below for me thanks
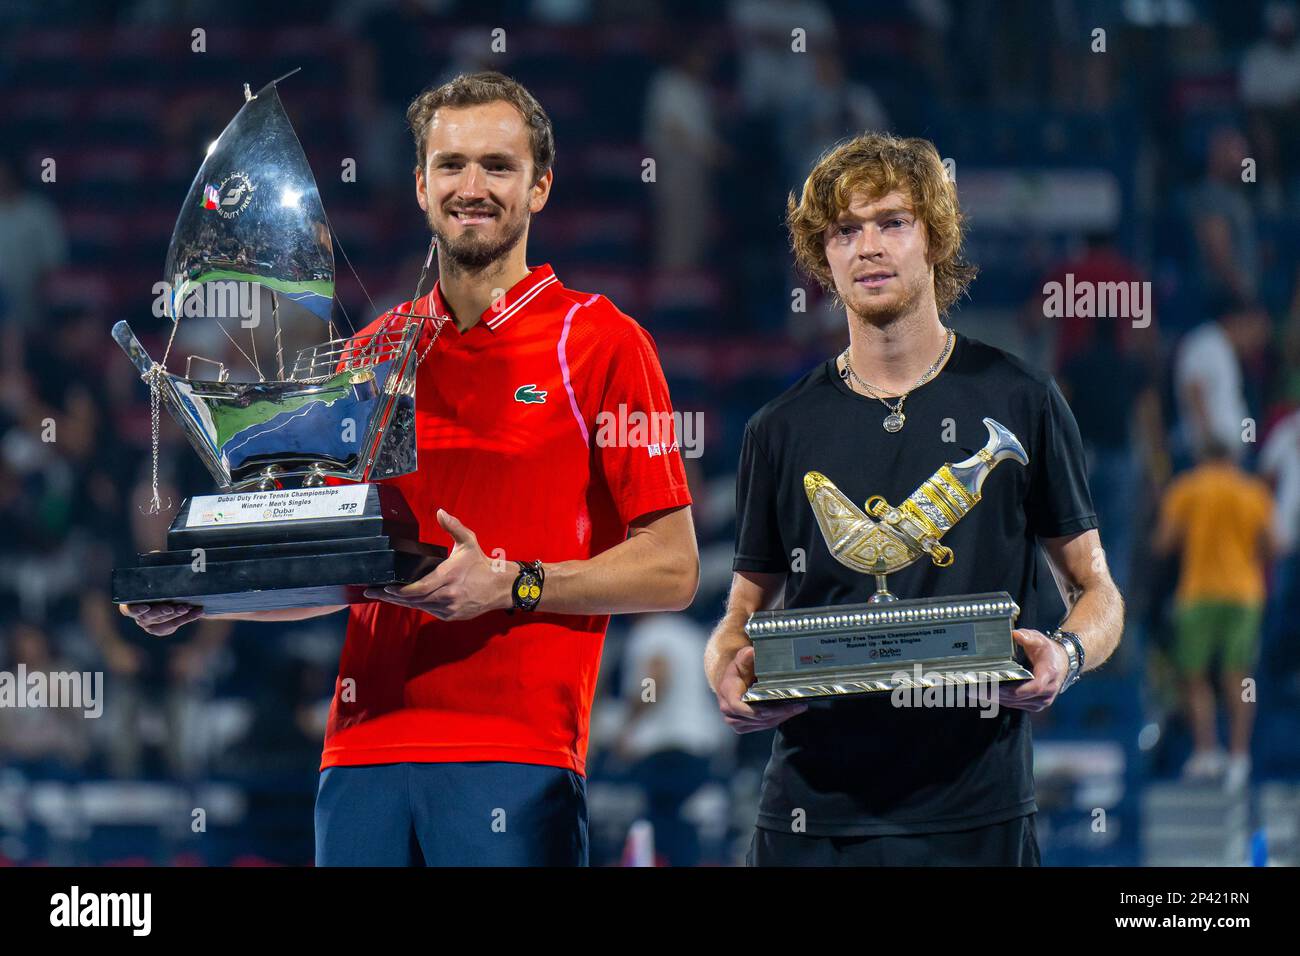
[742,417,1036,701]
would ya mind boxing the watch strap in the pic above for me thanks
[1048,629,1084,691]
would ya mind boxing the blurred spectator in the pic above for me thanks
[341,1,454,205]
[1059,316,1156,593]
[0,151,67,365]
[1024,231,1154,374]
[778,48,890,192]
[87,602,231,781]
[615,613,727,866]
[1282,263,1300,405]
[1173,301,1270,465]
[1240,1,1300,211]
[341,0,454,110]
[1261,407,1300,554]
[643,40,730,271]
[729,0,832,115]
[1152,438,1281,791]
[1259,407,1300,682]
[0,622,92,774]
[1190,127,1259,314]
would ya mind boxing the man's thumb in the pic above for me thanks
[437,508,478,548]
[735,644,756,679]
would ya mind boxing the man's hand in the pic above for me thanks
[118,602,205,638]
[364,509,510,620]
[715,645,808,733]
[996,628,1070,712]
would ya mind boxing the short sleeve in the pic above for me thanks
[733,422,787,572]
[592,324,692,526]
[1027,377,1099,538]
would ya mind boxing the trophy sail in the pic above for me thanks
[164,80,334,325]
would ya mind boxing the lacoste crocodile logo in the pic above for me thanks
[514,384,547,404]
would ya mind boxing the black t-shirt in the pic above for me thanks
[733,330,1098,836]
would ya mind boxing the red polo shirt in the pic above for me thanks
[321,264,692,775]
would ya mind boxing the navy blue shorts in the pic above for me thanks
[314,761,588,866]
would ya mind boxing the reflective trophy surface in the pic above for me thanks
[743,418,1036,701]
[111,75,446,613]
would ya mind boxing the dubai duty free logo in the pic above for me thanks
[201,170,256,219]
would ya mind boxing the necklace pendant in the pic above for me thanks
[883,411,905,432]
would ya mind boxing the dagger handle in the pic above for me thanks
[947,417,1029,501]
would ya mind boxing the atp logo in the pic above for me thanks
[514,384,547,404]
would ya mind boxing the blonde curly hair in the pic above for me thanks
[786,132,977,315]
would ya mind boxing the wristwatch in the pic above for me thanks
[1047,629,1085,692]
[508,560,545,614]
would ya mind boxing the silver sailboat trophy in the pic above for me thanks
[111,74,446,614]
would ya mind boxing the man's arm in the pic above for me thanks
[365,504,699,619]
[532,505,699,614]
[998,528,1125,712]
[119,602,345,638]
[1195,214,1250,301]
[1041,528,1125,673]
[704,570,807,733]
[1135,384,1171,489]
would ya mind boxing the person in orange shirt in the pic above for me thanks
[1153,437,1282,791]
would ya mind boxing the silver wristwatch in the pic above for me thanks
[1047,629,1085,692]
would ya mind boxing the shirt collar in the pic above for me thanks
[424,263,559,334]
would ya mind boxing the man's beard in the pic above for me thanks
[844,270,928,326]
[429,206,529,274]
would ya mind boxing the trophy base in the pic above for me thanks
[112,483,446,614]
[742,591,1034,702]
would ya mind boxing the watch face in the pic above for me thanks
[515,572,541,607]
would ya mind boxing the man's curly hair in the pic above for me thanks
[786,132,977,315]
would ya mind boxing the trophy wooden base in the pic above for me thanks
[111,484,445,614]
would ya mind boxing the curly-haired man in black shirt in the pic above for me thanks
[705,132,1125,867]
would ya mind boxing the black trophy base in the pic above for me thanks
[112,483,446,615]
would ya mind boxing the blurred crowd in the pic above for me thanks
[1,0,1300,865]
